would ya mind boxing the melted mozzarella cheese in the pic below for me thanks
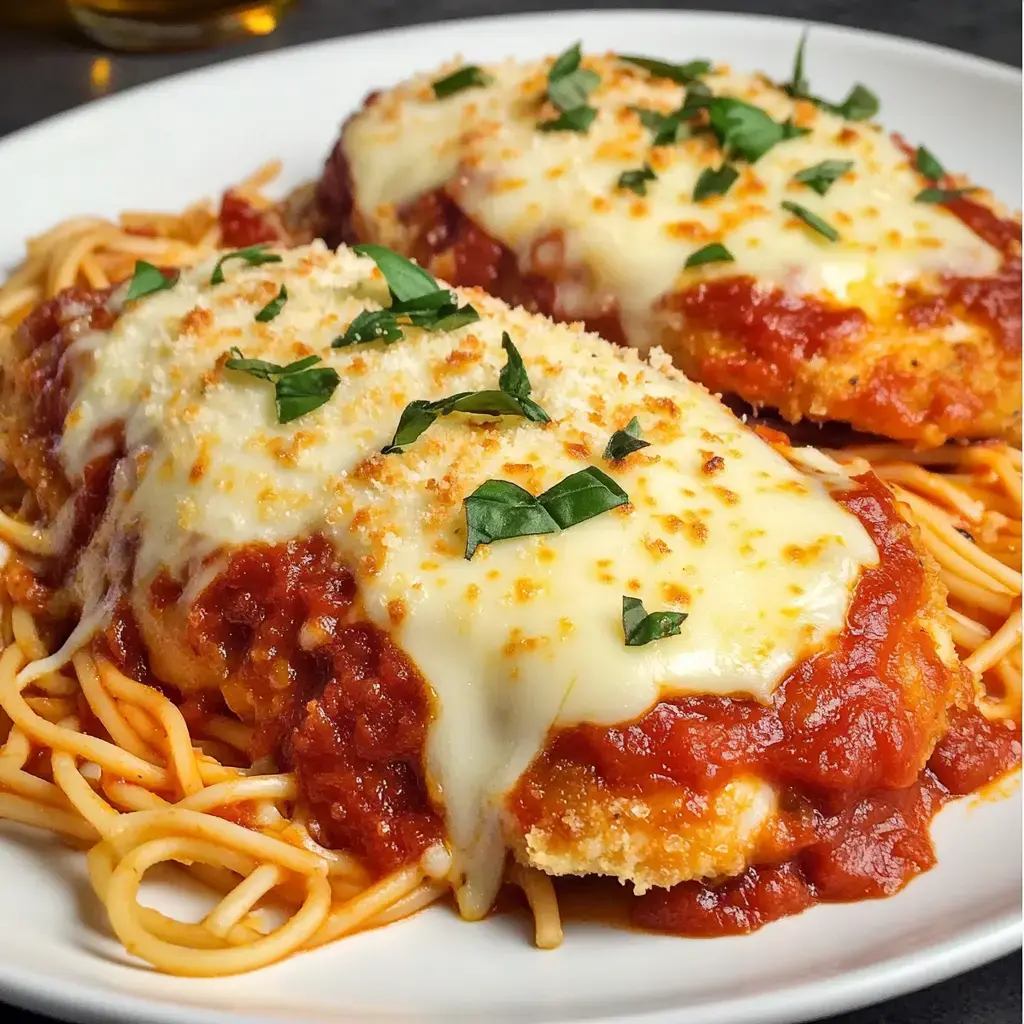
[60,243,877,914]
[343,54,1001,346]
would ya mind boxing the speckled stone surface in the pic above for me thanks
[0,3,1019,1022]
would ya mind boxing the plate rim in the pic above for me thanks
[0,9,1020,1024]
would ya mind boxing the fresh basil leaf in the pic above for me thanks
[463,466,629,559]
[781,119,811,141]
[381,400,444,455]
[632,106,690,146]
[352,243,439,303]
[619,55,711,83]
[693,164,738,201]
[383,334,550,452]
[622,595,687,646]
[549,66,600,112]
[384,389,540,453]
[685,242,735,269]
[834,84,878,122]
[538,466,628,530]
[546,42,599,112]
[706,98,787,162]
[538,106,597,134]
[255,284,287,323]
[432,65,493,99]
[787,30,810,98]
[276,367,341,423]
[550,42,584,81]
[498,332,532,400]
[125,260,177,302]
[781,200,839,241]
[915,145,945,181]
[464,480,559,559]
[497,332,549,421]
[429,305,482,332]
[783,32,878,122]
[348,245,481,338]
[225,349,339,424]
[678,80,714,119]
[792,159,853,196]
[224,348,286,380]
[914,187,976,204]
[603,417,650,461]
[333,309,403,347]
[209,244,282,285]
[617,163,658,196]
[390,288,457,314]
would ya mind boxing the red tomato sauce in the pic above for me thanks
[662,277,868,402]
[101,537,443,877]
[218,189,281,248]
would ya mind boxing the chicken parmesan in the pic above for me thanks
[2,237,1017,973]
[318,46,1022,446]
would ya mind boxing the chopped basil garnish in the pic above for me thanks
[632,106,691,146]
[630,81,711,146]
[337,245,479,346]
[254,284,287,323]
[209,244,282,285]
[678,80,713,118]
[781,200,839,241]
[619,55,711,84]
[781,119,811,141]
[685,242,734,268]
[464,481,559,558]
[783,31,879,122]
[224,348,340,424]
[622,595,687,646]
[915,145,945,181]
[497,332,549,422]
[915,187,976,204]
[788,30,810,97]
[706,97,797,163]
[792,159,853,196]
[354,243,437,301]
[617,163,657,196]
[334,309,404,346]
[539,42,599,133]
[125,261,177,302]
[537,107,598,133]
[464,466,628,558]
[833,85,879,122]
[603,417,650,461]
[432,65,493,99]
[382,333,549,454]
[693,164,738,201]
[540,466,628,530]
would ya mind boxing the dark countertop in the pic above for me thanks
[0,2,1020,1022]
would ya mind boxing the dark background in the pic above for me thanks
[0,1,1020,1022]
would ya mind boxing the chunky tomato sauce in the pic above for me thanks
[101,537,443,876]
[218,190,281,248]
[512,474,1021,935]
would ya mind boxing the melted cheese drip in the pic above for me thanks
[60,244,878,914]
[343,54,1002,345]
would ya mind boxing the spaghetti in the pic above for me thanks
[0,169,1018,976]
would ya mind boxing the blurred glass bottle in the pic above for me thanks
[66,0,296,51]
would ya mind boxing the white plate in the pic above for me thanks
[0,10,1020,1024]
